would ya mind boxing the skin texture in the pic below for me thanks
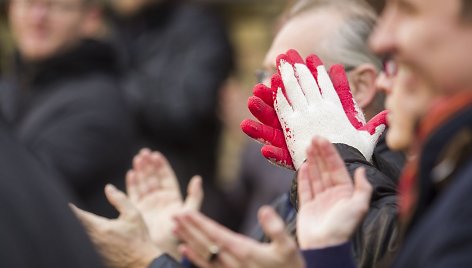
[381,66,435,151]
[370,0,472,94]
[126,149,204,261]
[173,207,305,268]
[297,136,372,249]
[72,185,162,268]
[9,0,96,61]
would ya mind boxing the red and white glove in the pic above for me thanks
[241,49,387,170]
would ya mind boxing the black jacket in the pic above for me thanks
[0,118,103,268]
[253,136,403,268]
[0,40,135,217]
[393,98,472,268]
[111,1,233,221]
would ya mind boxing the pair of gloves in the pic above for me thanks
[241,49,387,170]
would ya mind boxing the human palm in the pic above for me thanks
[127,149,202,260]
[296,137,373,249]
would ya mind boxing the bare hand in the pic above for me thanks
[297,136,373,249]
[71,185,161,268]
[127,149,203,260]
[174,207,305,268]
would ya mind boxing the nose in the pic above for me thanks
[29,2,50,22]
[375,72,393,95]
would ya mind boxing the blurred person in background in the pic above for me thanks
[0,116,103,268]
[107,0,234,225]
[236,3,403,267]
[0,0,135,217]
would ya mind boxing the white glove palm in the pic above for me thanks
[273,50,387,169]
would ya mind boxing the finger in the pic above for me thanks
[317,137,351,186]
[104,184,138,218]
[240,119,286,147]
[352,168,373,215]
[329,64,366,128]
[126,170,139,203]
[297,164,313,208]
[306,139,324,194]
[258,206,293,248]
[305,54,323,84]
[152,152,180,191]
[184,176,204,211]
[179,244,212,268]
[253,83,274,107]
[261,144,294,170]
[133,153,149,197]
[317,65,343,107]
[133,148,152,171]
[70,204,108,231]
[247,96,282,129]
[278,59,308,111]
[184,212,237,248]
[361,110,388,136]
[311,137,331,189]
[174,214,216,259]
[294,63,322,104]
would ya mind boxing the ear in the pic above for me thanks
[348,63,378,109]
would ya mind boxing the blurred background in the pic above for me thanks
[0,0,385,233]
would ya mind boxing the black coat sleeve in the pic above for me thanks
[148,254,183,268]
[123,6,233,145]
[335,144,400,268]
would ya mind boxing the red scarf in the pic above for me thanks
[398,92,472,225]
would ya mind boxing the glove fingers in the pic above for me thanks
[305,54,323,85]
[248,96,281,129]
[253,83,274,107]
[240,119,286,147]
[294,63,322,104]
[261,145,294,170]
[361,110,388,136]
[278,58,308,111]
[329,64,366,128]
[316,64,343,107]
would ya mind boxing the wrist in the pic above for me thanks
[299,234,348,250]
[133,246,163,268]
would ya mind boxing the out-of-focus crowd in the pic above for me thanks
[1,0,471,268]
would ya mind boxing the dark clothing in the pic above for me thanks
[0,119,103,268]
[253,137,402,268]
[0,40,135,216]
[111,1,233,222]
[392,94,472,268]
[303,243,356,268]
[228,140,294,234]
[303,94,472,268]
[149,254,183,268]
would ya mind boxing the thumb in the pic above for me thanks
[258,206,292,247]
[261,144,294,170]
[184,175,204,211]
[70,203,108,231]
[362,110,388,137]
[104,184,138,219]
[351,168,373,216]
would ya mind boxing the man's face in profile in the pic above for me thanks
[370,0,472,93]
[9,0,91,61]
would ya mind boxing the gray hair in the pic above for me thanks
[290,0,382,70]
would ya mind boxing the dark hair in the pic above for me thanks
[462,0,472,21]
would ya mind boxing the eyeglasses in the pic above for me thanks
[12,0,84,13]
[382,55,398,78]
